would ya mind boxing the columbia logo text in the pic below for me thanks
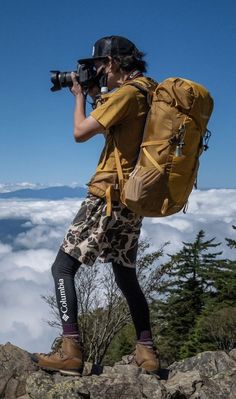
[58,279,69,321]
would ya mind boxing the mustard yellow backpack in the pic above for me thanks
[115,77,214,217]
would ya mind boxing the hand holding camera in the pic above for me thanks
[50,63,101,93]
[69,72,84,96]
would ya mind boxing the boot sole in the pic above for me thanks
[138,366,160,376]
[146,369,160,377]
[36,364,83,376]
[59,368,83,376]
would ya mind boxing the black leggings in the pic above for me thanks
[51,249,151,339]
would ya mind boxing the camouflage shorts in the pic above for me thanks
[61,194,143,268]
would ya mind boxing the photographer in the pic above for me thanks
[32,36,159,375]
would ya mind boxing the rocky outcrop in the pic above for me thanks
[0,342,37,399]
[0,342,236,399]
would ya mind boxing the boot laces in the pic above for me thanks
[38,337,63,358]
[51,336,63,353]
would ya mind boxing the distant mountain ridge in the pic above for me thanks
[0,185,87,200]
[1,185,235,201]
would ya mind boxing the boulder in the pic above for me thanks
[0,342,235,399]
[0,342,37,399]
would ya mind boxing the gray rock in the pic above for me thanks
[167,351,236,399]
[138,374,167,399]
[230,348,236,363]
[164,370,203,397]
[0,342,37,399]
[103,363,144,377]
[190,368,236,399]
[169,350,236,378]
[1,342,236,399]
[26,371,165,399]
[26,370,90,399]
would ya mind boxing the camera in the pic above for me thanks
[50,63,97,92]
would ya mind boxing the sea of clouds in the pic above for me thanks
[0,188,236,353]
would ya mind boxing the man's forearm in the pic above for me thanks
[70,73,104,142]
[74,94,86,134]
[73,96,105,142]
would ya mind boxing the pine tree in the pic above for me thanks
[184,225,236,354]
[103,323,136,365]
[152,230,225,363]
[201,225,236,307]
[225,225,236,249]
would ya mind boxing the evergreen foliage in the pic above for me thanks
[152,229,236,364]
[183,225,236,355]
[225,225,236,249]
[103,323,135,365]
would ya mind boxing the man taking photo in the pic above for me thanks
[32,35,159,376]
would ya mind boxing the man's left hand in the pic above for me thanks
[70,72,84,96]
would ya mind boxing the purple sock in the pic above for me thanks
[137,330,153,348]
[63,323,80,342]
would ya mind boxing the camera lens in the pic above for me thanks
[50,71,73,92]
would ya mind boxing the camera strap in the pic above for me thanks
[125,70,143,81]
[94,67,108,92]
[99,73,108,92]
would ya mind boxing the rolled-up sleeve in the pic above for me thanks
[91,86,138,130]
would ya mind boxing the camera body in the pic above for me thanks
[50,63,97,92]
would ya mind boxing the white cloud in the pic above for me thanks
[0,198,83,352]
[0,199,82,225]
[0,248,55,274]
[14,225,65,250]
[0,189,235,353]
[0,276,57,352]
[142,189,236,260]
[0,242,12,255]
[0,246,57,351]
[0,321,57,353]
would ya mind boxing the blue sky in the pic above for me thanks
[1,0,235,188]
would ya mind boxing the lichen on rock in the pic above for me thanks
[0,342,236,399]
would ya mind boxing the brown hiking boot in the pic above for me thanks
[31,337,84,376]
[129,343,160,374]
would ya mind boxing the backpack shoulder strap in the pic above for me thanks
[123,78,158,105]
[127,81,150,94]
